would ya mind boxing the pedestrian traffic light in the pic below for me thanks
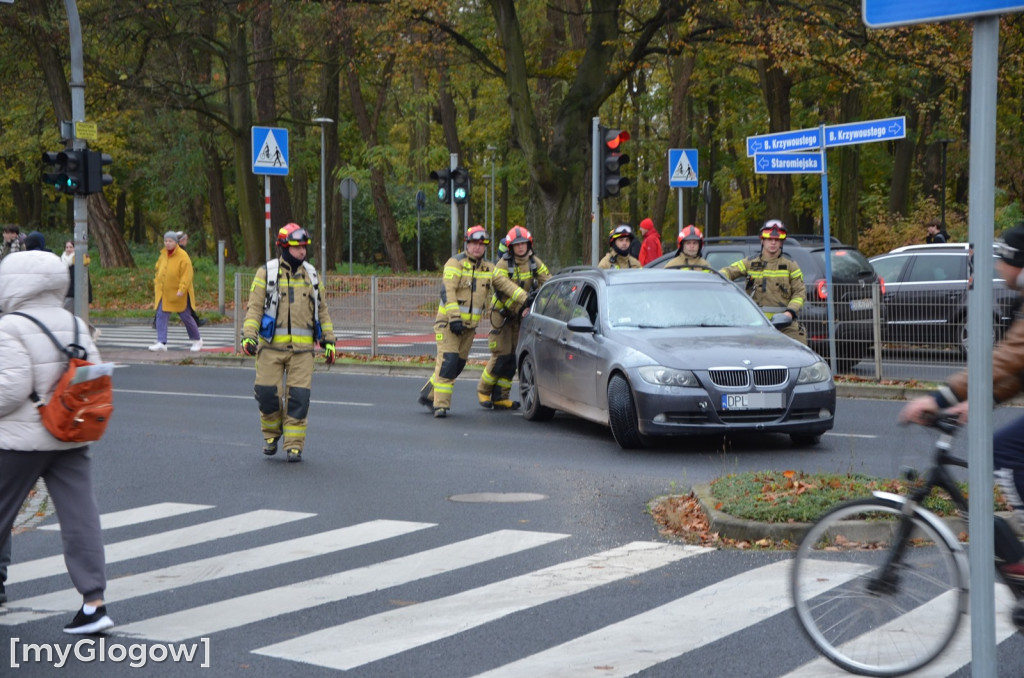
[429,168,451,204]
[451,167,470,204]
[41,149,86,195]
[598,126,630,199]
[83,150,113,194]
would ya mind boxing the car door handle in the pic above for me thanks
[558,336,569,345]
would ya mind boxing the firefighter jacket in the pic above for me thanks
[490,252,551,317]
[598,251,642,269]
[436,253,494,330]
[243,257,335,350]
[664,253,710,271]
[720,252,805,316]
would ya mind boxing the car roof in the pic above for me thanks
[553,266,732,287]
[886,243,970,254]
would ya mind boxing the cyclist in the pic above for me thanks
[899,222,1024,583]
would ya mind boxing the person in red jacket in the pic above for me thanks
[637,218,662,265]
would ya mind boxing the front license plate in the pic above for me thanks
[721,393,785,410]
[850,298,873,311]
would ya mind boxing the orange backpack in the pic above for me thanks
[10,312,114,443]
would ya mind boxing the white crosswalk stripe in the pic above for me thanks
[2,502,1014,677]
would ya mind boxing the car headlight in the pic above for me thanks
[797,361,832,384]
[637,365,699,387]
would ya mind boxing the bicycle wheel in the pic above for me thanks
[790,497,968,677]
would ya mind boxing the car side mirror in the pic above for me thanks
[567,315,595,333]
[770,313,792,330]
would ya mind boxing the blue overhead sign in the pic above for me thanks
[825,116,906,148]
[863,1,1024,28]
[754,152,824,175]
[251,126,289,176]
[668,149,699,188]
[746,127,821,158]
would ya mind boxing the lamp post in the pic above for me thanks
[487,145,497,259]
[313,117,334,279]
[939,138,954,232]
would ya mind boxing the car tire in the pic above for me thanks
[958,316,998,357]
[790,432,822,446]
[519,354,555,422]
[607,374,645,449]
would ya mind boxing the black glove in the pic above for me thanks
[241,337,258,356]
[449,319,464,336]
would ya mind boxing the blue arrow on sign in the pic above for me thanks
[825,116,906,148]
[863,0,1024,28]
[754,152,824,174]
[745,127,821,158]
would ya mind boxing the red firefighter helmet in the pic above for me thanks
[760,219,787,240]
[506,225,533,248]
[677,224,704,248]
[465,224,490,244]
[276,223,312,247]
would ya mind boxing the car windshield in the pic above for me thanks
[607,282,767,329]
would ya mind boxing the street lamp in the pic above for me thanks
[313,117,334,279]
[939,138,954,233]
[487,145,498,259]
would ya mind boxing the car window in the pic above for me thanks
[534,279,577,322]
[607,282,765,329]
[869,255,908,283]
[907,254,966,283]
[575,284,599,324]
[817,249,875,279]
[706,250,749,270]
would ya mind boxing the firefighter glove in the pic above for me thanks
[449,319,465,336]
[241,337,258,356]
[323,343,336,364]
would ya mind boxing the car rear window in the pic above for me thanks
[811,248,875,281]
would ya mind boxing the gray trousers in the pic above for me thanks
[0,531,9,584]
[0,448,106,602]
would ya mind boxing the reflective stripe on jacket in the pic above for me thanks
[243,258,335,349]
[436,253,494,328]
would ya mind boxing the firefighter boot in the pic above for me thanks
[418,382,434,410]
[477,392,493,409]
[263,437,279,456]
[286,448,302,463]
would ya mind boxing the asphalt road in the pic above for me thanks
[3,364,1023,677]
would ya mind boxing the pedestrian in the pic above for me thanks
[598,224,642,269]
[899,223,1024,604]
[149,231,203,352]
[664,225,711,270]
[0,250,113,633]
[61,241,93,314]
[174,232,208,327]
[0,534,8,604]
[637,217,663,265]
[240,223,335,463]
[418,225,495,418]
[1,224,25,259]
[477,226,551,409]
[720,220,807,344]
[23,231,51,252]
[925,220,948,244]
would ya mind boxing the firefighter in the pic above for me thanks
[240,223,336,462]
[598,224,642,269]
[477,226,551,409]
[719,219,806,344]
[418,225,495,418]
[664,225,710,270]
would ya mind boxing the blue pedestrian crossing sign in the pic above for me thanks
[252,126,289,176]
[668,149,698,188]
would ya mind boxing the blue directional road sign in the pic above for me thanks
[745,127,821,158]
[864,1,1024,28]
[251,126,289,176]
[668,149,699,188]
[754,152,824,175]
[825,116,905,148]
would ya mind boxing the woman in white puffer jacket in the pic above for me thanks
[0,250,114,634]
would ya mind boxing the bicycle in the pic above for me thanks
[790,415,1024,676]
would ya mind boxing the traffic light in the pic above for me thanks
[429,168,451,203]
[451,166,470,204]
[41,149,86,195]
[598,126,630,199]
[83,150,113,194]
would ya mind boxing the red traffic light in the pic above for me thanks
[604,129,630,150]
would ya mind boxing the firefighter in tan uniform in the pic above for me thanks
[597,225,642,269]
[241,223,336,462]
[719,220,806,344]
[418,226,495,418]
[477,226,551,409]
[664,225,710,270]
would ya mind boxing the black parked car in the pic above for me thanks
[648,236,881,372]
[516,267,835,449]
[869,243,1018,353]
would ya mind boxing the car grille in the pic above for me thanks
[708,367,789,388]
[718,409,785,423]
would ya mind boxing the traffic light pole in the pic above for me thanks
[66,0,89,324]
[449,153,458,257]
[591,117,600,266]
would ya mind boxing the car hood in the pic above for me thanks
[608,326,820,370]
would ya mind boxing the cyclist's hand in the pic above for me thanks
[241,337,258,356]
[947,400,969,424]
[898,396,941,425]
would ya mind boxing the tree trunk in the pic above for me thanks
[253,1,293,228]
[836,87,862,245]
[228,19,262,266]
[757,58,795,231]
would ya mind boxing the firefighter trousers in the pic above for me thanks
[478,317,519,402]
[253,347,314,452]
[421,319,476,409]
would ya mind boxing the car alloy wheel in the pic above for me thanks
[519,354,555,422]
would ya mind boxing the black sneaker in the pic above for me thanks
[263,437,279,456]
[64,605,114,635]
[286,448,302,463]
[196,317,209,327]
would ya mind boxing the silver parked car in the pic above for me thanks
[516,268,835,449]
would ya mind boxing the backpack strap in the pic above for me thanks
[7,311,87,407]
